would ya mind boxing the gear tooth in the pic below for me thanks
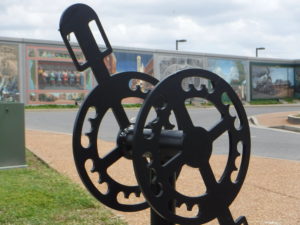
[175,201,181,208]
[201,85,209,96]
[98,174,104,183]
[88,117,96,124]
[188,83,194,90]
[164,120,175,130]
[233,164,238,171]
[89,118,98,131]
[201,84,208,91]
[135,84,142,92]
[134,190,141,197]
[123,191,131,199]
[230,115,237,128]
[88,160,95,172]
[226,157,237,173]
[186,202,194,211]
[233,147,241,158]
[136,89,145,97]
[189,84,198,93]
[175,198,184,208]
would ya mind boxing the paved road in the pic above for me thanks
[25,105,300,161]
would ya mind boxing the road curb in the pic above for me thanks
[271,125,300,133]
[287,114,300,124]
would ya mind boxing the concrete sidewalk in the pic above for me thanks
[25,126,300,225]
[251,111,300,133]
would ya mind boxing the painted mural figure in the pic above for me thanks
[50,71,56,86]
[56,71,62,86]
[68,71,75,86]
[251,65,294,99]
[0,44,19,102]
[254,68,274,95]
[62,71,68,86]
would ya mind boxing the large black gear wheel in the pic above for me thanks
[132,69,251,224]
[73,72,158,212]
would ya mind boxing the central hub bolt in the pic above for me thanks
[117,125,134,159]
[182,127,212,168]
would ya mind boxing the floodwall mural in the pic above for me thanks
[0,44,19,102]
[207,58,248,101]
[0,39,296,104]
[27,46,93,104]
[251,64,294,99]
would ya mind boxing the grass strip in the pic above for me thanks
[249,99,280,105]
[0,150,127,225]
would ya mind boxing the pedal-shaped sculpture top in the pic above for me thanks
[60,4,250,225]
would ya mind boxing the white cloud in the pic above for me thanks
[0,0,300,59]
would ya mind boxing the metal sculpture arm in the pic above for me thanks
[59,3,112,83]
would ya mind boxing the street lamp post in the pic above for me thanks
[256,47,265,57]
[176,39,187,50]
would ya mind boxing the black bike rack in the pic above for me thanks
[59,4,251,225]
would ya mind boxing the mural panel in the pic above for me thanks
[251,64,294,99]
[156,55,203,79]
[113,51,153,74]
[26,46,92,104]
[104,51,154,96]
[156,55,204,92]
[294,66,300,97]
[207,58,248,101]
[0,44,19,102]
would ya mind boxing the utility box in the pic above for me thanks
[0,103,26,169]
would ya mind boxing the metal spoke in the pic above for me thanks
[174,102,194,131]
[112,103,130,129]
[101,146,123,168]
[199,161,217,190]
[209,116,230,141]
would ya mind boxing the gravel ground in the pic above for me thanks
[26,117,300,225]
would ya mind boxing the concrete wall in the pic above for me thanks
[0,36,299,104]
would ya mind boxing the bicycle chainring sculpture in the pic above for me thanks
[132,69,250,225]
[60,4,251,225]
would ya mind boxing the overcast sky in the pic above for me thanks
[1,0,300,59]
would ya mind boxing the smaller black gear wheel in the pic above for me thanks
[73,72,158,212]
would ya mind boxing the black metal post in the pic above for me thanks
[151,209,174,225]
[150,153,176,225]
